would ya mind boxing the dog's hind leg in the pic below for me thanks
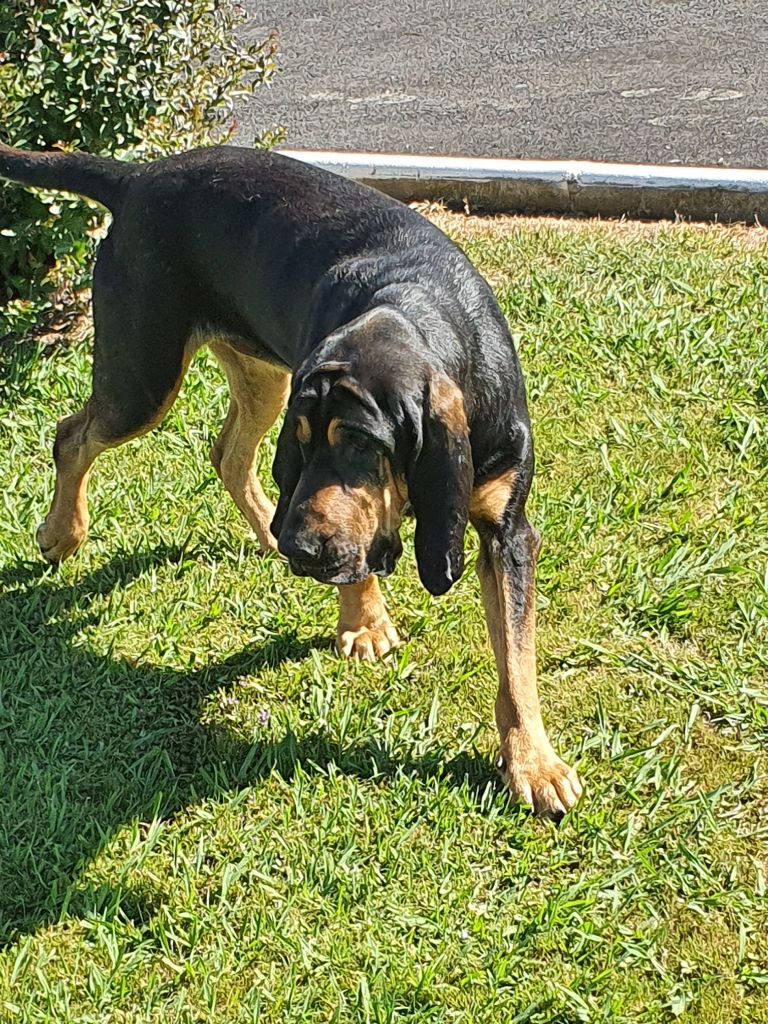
[209,341,290,552]
[37,248,196,563]
[36,403,109,563]
[37,353,195,563]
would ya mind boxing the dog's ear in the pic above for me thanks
[407,373,473,596]
[270,416,302,540]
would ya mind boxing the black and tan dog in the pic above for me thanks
[0,142,582,818]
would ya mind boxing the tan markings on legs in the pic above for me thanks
[36,405,106,563]
[37,341,197,565]
[336,575,400,661]
[470,468,519,523]
[475,528,582,818]
[210,341,290,552]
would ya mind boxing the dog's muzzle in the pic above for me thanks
[279,528,402,585]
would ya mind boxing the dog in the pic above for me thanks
[0,142,582,818]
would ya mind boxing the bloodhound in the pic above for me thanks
[0,142,582,818]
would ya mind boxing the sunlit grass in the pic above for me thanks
[0,215,766,1023]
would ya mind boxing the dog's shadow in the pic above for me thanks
[0,545,500,944]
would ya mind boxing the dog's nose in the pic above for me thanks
[278,531,322,562]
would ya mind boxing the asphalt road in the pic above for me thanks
[238,1,768,168]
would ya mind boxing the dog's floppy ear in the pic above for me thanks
[407,373,473,596]
[270,415,302,540]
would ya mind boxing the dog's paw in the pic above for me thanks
[36,519,87,564]
[337,621,400,661]
[498,729,582,821]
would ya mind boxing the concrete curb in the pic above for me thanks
[279,149,768,222]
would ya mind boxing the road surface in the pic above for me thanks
[238,1,768,168]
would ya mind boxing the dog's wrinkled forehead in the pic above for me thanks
[293,361,393,442]
[297,361,367,405]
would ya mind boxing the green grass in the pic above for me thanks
[1,216,766,1023]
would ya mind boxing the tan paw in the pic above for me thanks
[36,518,87,564]
[337,621,400,661]
[499,729,583,820]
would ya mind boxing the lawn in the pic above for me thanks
[0,214,766,1023]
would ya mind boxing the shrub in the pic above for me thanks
[0,0,279,342]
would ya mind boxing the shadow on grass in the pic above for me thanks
[0,544,500,945]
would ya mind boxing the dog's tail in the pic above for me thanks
[0,142,129,211]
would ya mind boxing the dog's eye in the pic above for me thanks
[342,426,372,452]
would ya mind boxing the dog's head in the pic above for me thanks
[271,307,473,595]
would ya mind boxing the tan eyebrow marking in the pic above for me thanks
[296,415,311,444]
[327,417,343,446]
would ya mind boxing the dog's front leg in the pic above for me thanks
[475,516,582,819]
[336,576,400,661]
